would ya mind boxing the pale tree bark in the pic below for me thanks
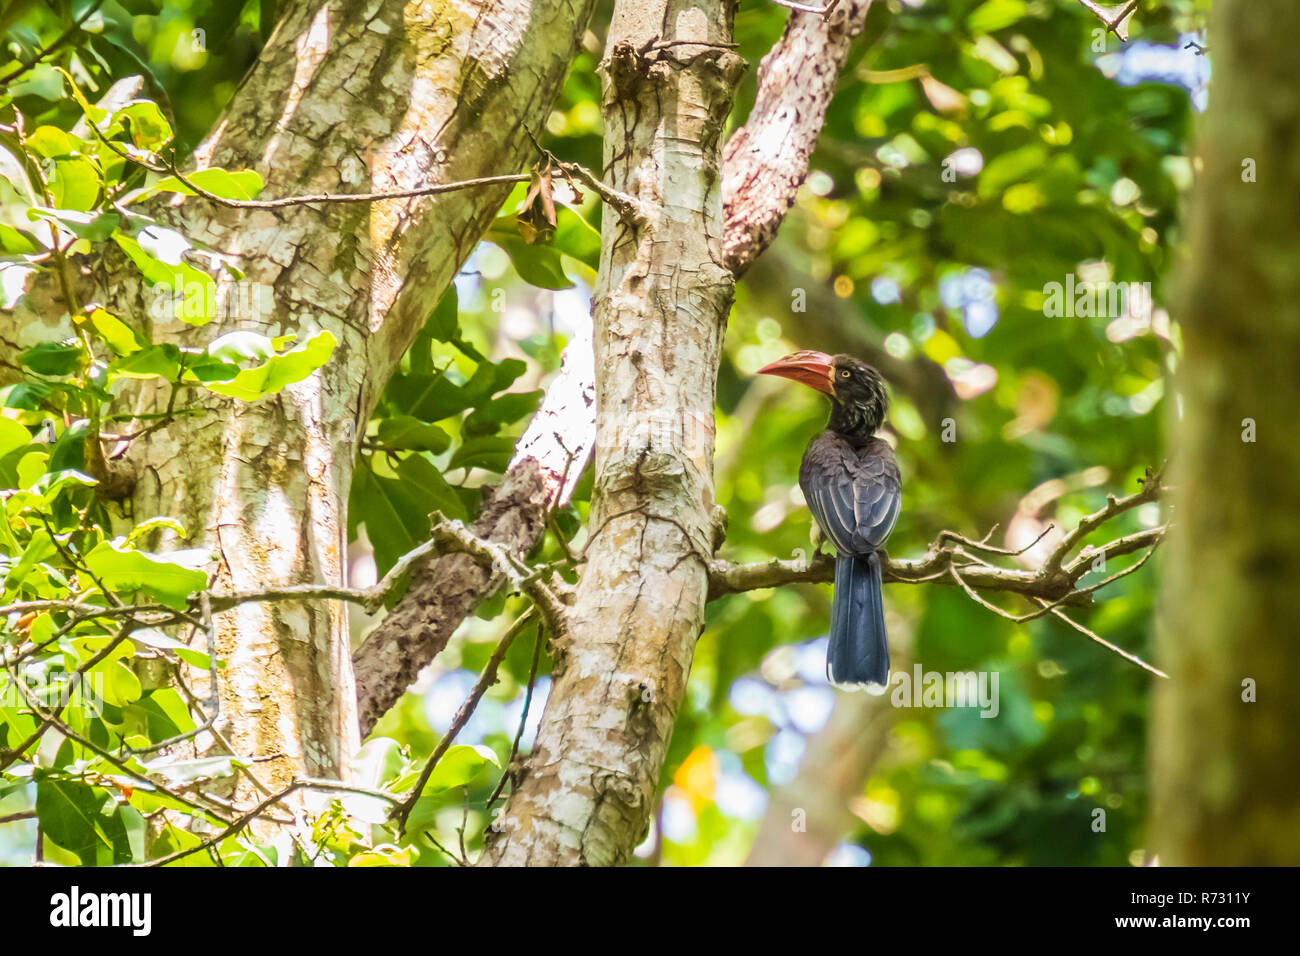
[722,0,875,275]
[5,0,595,822]
[1152,0,1300,865]
[480,0,745,866]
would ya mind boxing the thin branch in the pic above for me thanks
[769,0,841,14]
[0,1,107,88]
[206,514,567,631]
[393,610,536,835]
[487,622,546,808]
[554,159,647,229]
[710,470,1167,675]
[1042,604,1167,680]
[1076,0,1140,41]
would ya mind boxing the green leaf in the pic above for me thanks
[0,223,40,253]
[207,330,274,365]
[36,777,133,865]
[376,415,451,452]
[111,232,217,325]
[2,529,57,594]
[490,235,573,289]
[24,126,82,159]
[464,390,543,436]
[448,435,515,474]
[82,540,208,610]
[350,461,431,576]
[108,101,174,153]
[396,453,467,523]
[141,167,264,202]
[0,418,30,459]
[28,206,119,242]
[48,157,100,212]
[140,755,243,788]
[967,0,1028,34]
[19,342,83,376]
[130,627,211,669]
[108,344,181,380]
[86,307,142,355]
[201,330,337,402]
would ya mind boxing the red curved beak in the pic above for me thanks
[757,350,835,395]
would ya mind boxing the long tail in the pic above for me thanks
[827,552,889,687]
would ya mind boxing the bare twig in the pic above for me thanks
[769,0,841,14]
[487,622,546,808]
[710,470,1167,675]
[1076,0,1140,41]
[207,514,567,632]
[392,610,536,835]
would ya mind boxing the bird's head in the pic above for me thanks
[757,350,889,440]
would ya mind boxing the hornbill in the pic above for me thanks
[758,351,901,688]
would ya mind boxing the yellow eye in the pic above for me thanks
[840,369,850,378]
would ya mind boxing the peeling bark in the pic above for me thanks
[480,0,745,867]
[722,0,875,275]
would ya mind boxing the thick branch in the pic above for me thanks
[721,0,876,274]
[352,318,595,736]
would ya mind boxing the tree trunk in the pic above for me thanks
[1152,0,1300,865]
[480,0,744,866]
[26,0,594,818]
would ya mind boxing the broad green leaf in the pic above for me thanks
[139,167,264,202]
[350,461,432,576]
[490,235,573,290]
[36,778,133,866]
[3,529,57,594]
[396,453,467,523]
[48,157,100,212]
[0,418,29,459]
[19,342,83,376]
[112,232,217,325]
[87,307,142,355]
[448,435,515,474]
[349,845,412,867]
[28,206,120,241]
[376,415,451,452]
[0,223,39,253]
[83,540,208,610]
[207,330,274,365]
[967,0,1028,34]
[130,628,211,669]
[140,755,244,788]
[25,126,82,158]
[464,390,543,436]
[108,101,174,152]
[108,344,181,380]
[201,330,337,402]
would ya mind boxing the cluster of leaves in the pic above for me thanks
[0,17,345,861]
[1,4,589,864]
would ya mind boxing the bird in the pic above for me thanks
[757,350,901,688]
